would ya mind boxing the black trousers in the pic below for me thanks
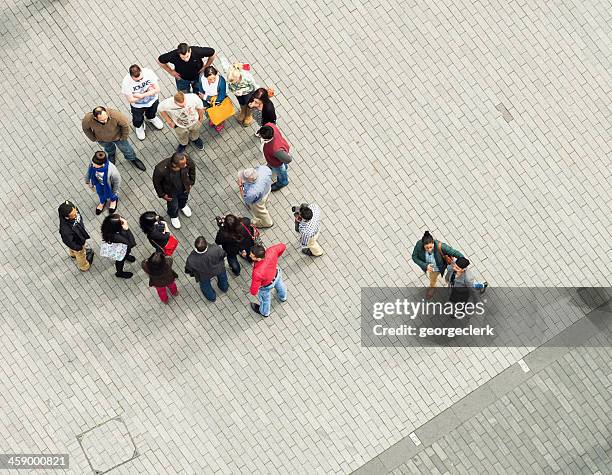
[115,246,132,273]
[131,100,159,127]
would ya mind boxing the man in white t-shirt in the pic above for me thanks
[158,91,205,153]
[121,64,164,140]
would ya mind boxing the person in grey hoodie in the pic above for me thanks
[184,236,228,302]
[85,151,122,215]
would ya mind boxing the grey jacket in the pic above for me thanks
[184,244,227,282]
[85,162,121,195]
[445,265,475,287]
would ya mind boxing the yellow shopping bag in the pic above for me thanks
[207,97,235,125]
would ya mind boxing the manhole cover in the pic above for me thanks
[77,417,138,474]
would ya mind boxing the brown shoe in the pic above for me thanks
[236,105,247,124]
[242,108,254,127]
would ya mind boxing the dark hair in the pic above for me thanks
[129,64,141,78]
[300,206,313,221]
[139,211,159,234]
[194,236,207,252]
[203,66,218,77]
[251,245,265,259]
[170,152,188,166]
[422,231,434,247]
[58,201,75,218]
[456,257,470,269]
[258,125,274,141]
[222,214,244,242]
[92,150,107,165]
[92,106,106,118]
[249,87,270,105]
[101,215,123,242]
[146,252,167,275]
[177,43,190,55]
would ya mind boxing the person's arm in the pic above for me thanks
[60,227,82,251]
[157,52,181,78]
[187,159,196,185]
[249,272,262,296]
[84,166,92,186]
[159,110,174,128]
[442,243,464,259]
[299,224,310,247]
[263,101,276,124]
[273,150,292,164]
[195,47,216,73]
[411,244,427,272]
[152,166,165,198]
[109,164,121,195]
[114,111,131,141]
[81,115,96,141]
[197,107,204,122]
[215,76,227,104]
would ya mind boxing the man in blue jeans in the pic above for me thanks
[184,236,229,302]
[249,243,287,317]
[158,43,216,94]
[258,124,292,191]
[81,106,146,171]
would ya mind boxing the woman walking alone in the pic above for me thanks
[101,214,137,279]
[141,252,179,304]
[226,63,256,126]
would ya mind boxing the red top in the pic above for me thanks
[250,243,286,295]
[262,123,290,168]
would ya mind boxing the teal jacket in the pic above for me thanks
[411,239,464,278]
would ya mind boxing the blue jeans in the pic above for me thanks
[99,140,136,162]
[175,78,202,94]
[257,268,287,317]
[227,254,240,275]
[166,191,189,219]
[270,164,289,187]
[199,271,229,301]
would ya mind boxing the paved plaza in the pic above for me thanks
[0,0,610,473]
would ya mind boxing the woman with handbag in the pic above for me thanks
[411,230,464,298]
[139,211,179,256]
[226,63,256,127]
[214,214,257,276]
[248,87,276,128]
[141,251,179,304]
[198,66,229,132]
[101,214,137,279]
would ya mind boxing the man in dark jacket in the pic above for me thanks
[185,236,228,302]
[58,201,94,271]
[152,152,196,229]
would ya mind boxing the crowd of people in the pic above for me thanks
[59,43,324,318]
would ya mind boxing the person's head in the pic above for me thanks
[227,64,243,84]
[173,91,185,107]
[58,201,77,220]
[91,150,108,167]
[299,206,313,221]
[177,43,191,61]
[170,152,188,171]
[248,87,269,109]
[453,257,470,275]
[129,64,142,80]
[203,66,218,84]
[147,251,167,274]
[194,236,207,252]
[257,125,274,142]
[101,214,123,241]
[222,214,243,240]
[139,211,160,234]
[92,106,108,124]
[249,245,266,261]
[421,231,435,253]
[240,168,258,183]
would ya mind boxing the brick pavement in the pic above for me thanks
[0,0,610,473]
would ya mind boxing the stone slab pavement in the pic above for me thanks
[0,0,610,473]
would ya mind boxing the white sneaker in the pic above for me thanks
[170,217,181,229]
[135,124,145,140]
[181,205,192,217]
[150,116,164,130]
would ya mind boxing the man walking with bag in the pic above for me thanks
[295,203,323,256]
[58,201,94,271]
[152,152,196,229]
[249,243,287,317]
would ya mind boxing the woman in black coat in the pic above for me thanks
[141,252,178,304]
[101,214,137,278]
[214,214,256,276]
[248,87,276,127]
[139,211,176,254]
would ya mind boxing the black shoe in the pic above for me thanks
[302,249,314,256]
[130,158,146,171]
[95,204,105,215]
[177,144,187,153]
[115,271,133,279]
[250,303,267,317]
[192,138,204,150]
[86,249,94,264]
[125,255,136,263]
[230,267,240,276]
[270,182,286,192]
[480,282,488,294]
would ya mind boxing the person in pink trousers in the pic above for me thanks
[141,252,179,304]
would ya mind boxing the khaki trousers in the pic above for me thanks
[249,191,273,228]
[307,232,324,256]
[69,247,90,271]
[428,270,442,287]
[175,121,201,145]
